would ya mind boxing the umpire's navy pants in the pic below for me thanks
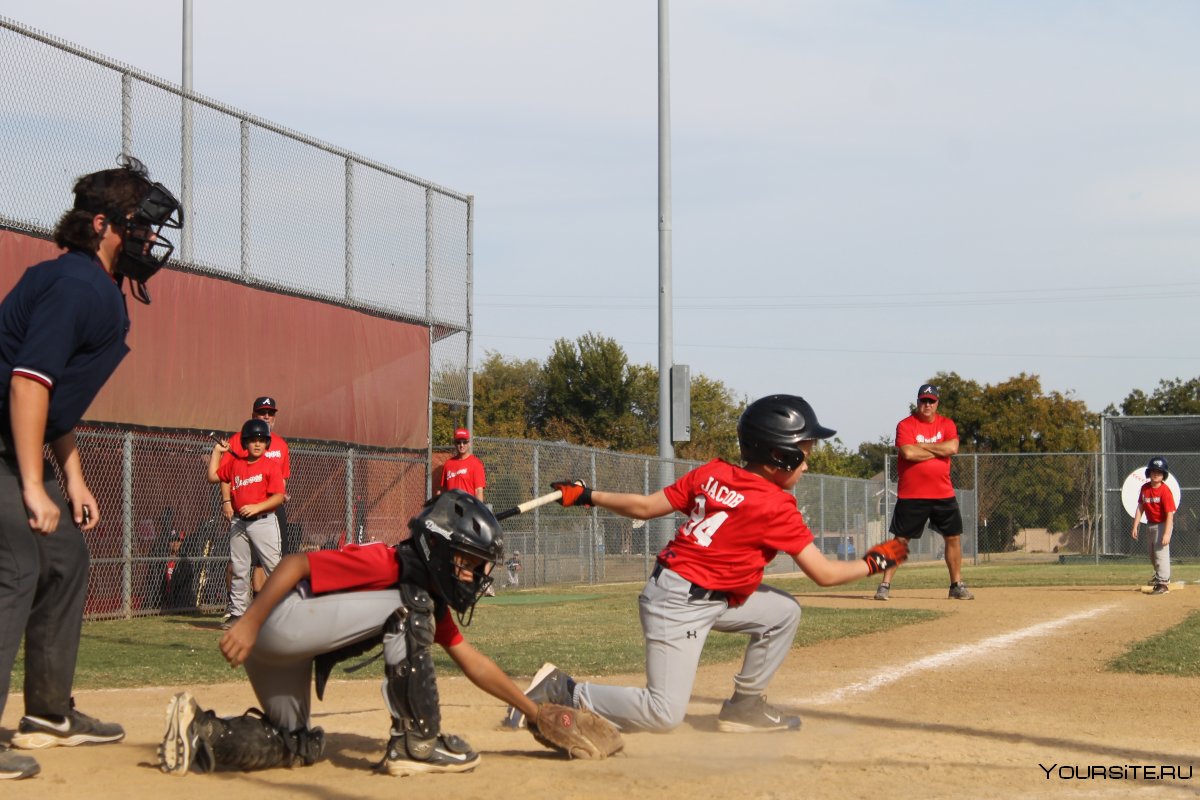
[0,442,89,724]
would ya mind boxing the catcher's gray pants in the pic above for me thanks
[0,446,89,723]
[1147,523,1171,584]
[576,565,801,731]
[243,584,403,731]
[227,513,282,617]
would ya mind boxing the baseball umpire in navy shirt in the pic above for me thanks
[0,156,183,781]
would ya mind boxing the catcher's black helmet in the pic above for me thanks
[240,418,272,442]
[738,394,836,470]
[1145,456,1170,479]
[410,490,503,621]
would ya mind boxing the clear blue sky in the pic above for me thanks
[6,1,1199,447]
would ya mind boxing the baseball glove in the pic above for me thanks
[529,703,623,760]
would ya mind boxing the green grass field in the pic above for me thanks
[13,560,1199,689]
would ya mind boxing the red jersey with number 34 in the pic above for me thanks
[659,459,814,606]
[1138,481,1177,524]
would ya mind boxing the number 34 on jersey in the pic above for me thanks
[681,477,745,546]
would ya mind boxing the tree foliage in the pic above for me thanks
[1112,377,1200,416]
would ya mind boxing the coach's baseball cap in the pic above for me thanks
[917,384,939,401]
[453,427,471,441]
[253,396,278,412]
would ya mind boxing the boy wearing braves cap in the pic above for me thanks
[1132,457,1175,595]
[437,428,486,501]
[874,383,973,601]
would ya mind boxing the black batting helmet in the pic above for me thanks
[410,490,503,622]
[738,394,836,470]
[1145,456,1170,480]
[240,418,272,442]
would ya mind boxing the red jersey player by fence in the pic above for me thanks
[438,428,485,500]
[1132,456,1176,595]
[501,394,908,734]
[874,383,973,601]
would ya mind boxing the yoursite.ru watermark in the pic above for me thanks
[1040,764,1193,780]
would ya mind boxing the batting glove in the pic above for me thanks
[551,480,593,508]
[863,537,909,575]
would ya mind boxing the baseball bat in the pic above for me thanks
[495,489,564,521]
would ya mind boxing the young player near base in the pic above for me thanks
[1132,456,1176,595]
[158,490,618,777]
[502,394,908,734]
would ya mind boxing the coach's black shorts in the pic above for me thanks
[889,497,963,539]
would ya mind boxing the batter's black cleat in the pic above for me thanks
[0,746,39,780]
[500,662,576,730]
[716,694,801,733]
[1150,582,1169,595]
[381,732,480,776]
[11,698,125,749]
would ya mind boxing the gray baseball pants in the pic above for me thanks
[1147,523,1171,584]
[243,584,405,731]
[227,513,281,617]
[576,565,801,731]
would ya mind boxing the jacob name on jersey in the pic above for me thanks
[700,476,745,508]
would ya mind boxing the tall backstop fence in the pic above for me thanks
[0,17,473,459]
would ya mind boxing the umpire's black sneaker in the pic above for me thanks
[0,746,40,780]
[381,732,480,777]
[500,662,577,730]
[11,698,125,749]
[717,694,801,733]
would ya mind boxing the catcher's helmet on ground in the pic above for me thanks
[410,490,503,620]
[240,418,272,442]
[738,394,836,470]
[1145,456,1170,479]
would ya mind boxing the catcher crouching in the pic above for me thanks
[157,490,622,777]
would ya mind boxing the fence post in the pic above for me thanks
[533,444,541,586]
[345,448,355,544]
[589,450,598,583]
[973,452,979,565]
[122,431,134,619]
[643,457,651,577]
[239,119,251,278]
[344,157,355,302]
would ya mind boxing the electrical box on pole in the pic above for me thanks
[671,364,690,442]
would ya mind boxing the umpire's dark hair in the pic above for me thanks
[53,157,154,253]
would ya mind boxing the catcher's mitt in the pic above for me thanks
[529,703,623,760]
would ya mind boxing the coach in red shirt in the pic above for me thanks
[437,428,485,500]
[874,383,974,601]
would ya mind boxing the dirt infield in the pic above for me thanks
[4,584,1198,799]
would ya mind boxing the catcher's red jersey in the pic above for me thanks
[305,542,463,647]
[660,459,814,606]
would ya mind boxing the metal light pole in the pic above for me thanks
[181,0,194,263]
[655,0,675,550]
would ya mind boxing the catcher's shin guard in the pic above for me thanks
[192,707,323,772]
[381,584,447,761]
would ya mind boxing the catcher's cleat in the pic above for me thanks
[948,582,975,600]
[159,692,199,775]
[380,733,480,776]
[11,699,125,749]
[873,583,890,601]
[500,662,576,730]
[0,746,40,780]
[716,694,801,733]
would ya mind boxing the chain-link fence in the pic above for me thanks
[0,16,473,410]
[67,428,1199,618]
[72,426,426,620]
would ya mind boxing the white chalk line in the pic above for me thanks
[796,603,1118,707]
